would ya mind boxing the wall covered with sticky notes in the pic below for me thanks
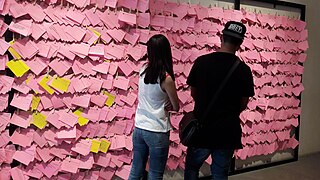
[0,0,307,179]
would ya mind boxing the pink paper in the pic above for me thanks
[0,39,9,55]
[71,139,92,156]
[91,94,108,107]
[25,57,48,76]
[49,58,72,76]
[57,126,77,139]
[36,147,53,163]
[66,10,86,25]
[10,94,32,111]
[85,10,101,26]
[72,94,91,108]
[137,13,150,28]
[61,157,80,174]
[113,76,129,90]
[58,111,78,127]
[118,11,137,25]
[79,154,94,169]
[26,3,46,22]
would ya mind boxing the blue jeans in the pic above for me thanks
[129,127,170,180]
[184,147,234,180]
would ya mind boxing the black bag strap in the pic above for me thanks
[200,58,241,123]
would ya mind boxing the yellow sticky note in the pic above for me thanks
[31,96,41,110]
[32,112,47,129]
[38,75,55,95]
[103,92,115,107]
[78,116,89,126]
[50,76,71,92]
[90,139,101,153]
[73,108,84,117]
[88,28,101,37]
[100,139,111,153]
[6,59,30,77]
[8,40,22,59]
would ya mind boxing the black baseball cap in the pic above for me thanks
[222,21,246,40]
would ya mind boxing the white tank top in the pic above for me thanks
[134,67,171,132]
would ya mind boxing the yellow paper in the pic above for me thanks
[90,139,101,153]
[38,75,55,95]
[50,76,71,92]
[73,108,84,117]
[6,59,30,77]
[8,40,22,59]
[78,116,89,126]
[31,96,41,110]
[32,112,47,129]
[100,139,111,153]
[103,92,115,107]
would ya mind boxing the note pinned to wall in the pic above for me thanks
[6,59,30,77]
[32,112,47,129]
[50,76,71,92]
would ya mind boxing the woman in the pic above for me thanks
[129,34,180,180]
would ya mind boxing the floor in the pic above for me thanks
[228,152,320,180]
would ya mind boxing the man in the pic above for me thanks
[184,21,254,180]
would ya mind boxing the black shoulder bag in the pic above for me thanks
[179,59,240,146]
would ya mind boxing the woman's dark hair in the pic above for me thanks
[223,34,243,47]
[141,34,175,84]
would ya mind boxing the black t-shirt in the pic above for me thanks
[187,52,254,149]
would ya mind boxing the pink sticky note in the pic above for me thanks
[137,0,149,12]
[79,154,94,169]
[36,147,53,163]
[91,94,108,107]
[36,161,61,178]
[118,61,134,77]
[0,55,8,70]
[10,130,33,148]
[72,94,91,108]
[49,58,72,77]
[118,0,138,9]
[10,167,28,180]
[40,95,53,110]
[107,29,126,42]
[59,111,78,127]
[0,130,10,148]
[70,43,90,57]
[26,3,46,22]
[10,94,32,111]
[61,157,80,174]
[85,10,101,26]
[9,19,32,36]
[13,149,34,166]
[88,77,103,93]
[105,0,118,8]
[71,139,92,156]
[57,126,77,139]
[10,112,31,129]
[0,39,9,55]
[115,165,130,180]
[118,11,137,25]
[92,61,110,74]
[31,23,46,40]
[137,13,150,28]
[66,10,86,25]
[124,32,140,45]
[33,131,47,148]
[25,57,49,76]
[113,76,129,90]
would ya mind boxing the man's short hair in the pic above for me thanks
[222,34,243,46]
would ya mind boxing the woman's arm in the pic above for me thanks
[161,76,180,112]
